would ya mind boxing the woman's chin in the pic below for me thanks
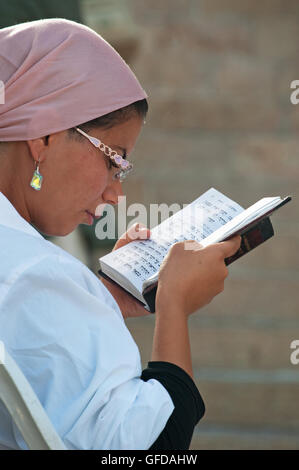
[34,221,77,238]
[32,213,91,237]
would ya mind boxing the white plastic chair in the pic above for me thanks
[0,343,66,450]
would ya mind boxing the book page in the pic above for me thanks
[199,196,282,247]
[99,188,244,294]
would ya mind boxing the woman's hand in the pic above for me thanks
[156,236,242,317]
[150,236,241,379]
[99,223,152,319]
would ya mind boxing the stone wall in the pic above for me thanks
[82,0,299,449]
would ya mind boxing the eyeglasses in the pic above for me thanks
[75,127,133,182]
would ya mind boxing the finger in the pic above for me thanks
[114,224,151,250]
[217,235,242,258]
[126,223,151,240]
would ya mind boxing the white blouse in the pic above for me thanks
[0,192,174,450]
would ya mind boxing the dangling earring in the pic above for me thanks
[30,158,43,191]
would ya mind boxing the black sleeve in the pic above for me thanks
[140,361,205,450]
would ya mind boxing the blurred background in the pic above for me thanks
[1,0,299,450]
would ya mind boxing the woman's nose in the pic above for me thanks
[103,180,124,206]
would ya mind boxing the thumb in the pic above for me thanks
[113,223,151,251]
[217,235,242,258]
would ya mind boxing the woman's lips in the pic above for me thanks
[85,204,105,224]
[86,210,101,219]
[85,211,95,225]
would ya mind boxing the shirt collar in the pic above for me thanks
[0,192,44,239]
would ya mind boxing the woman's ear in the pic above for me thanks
[26,136,49,164]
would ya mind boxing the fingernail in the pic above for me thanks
[139,228,150,238]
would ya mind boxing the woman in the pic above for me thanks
[0,19,240,450]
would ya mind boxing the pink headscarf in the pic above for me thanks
[0,18,147,141]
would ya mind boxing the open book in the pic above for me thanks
[98,188,291,313]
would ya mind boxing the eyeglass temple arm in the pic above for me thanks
[75,127,100,147]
